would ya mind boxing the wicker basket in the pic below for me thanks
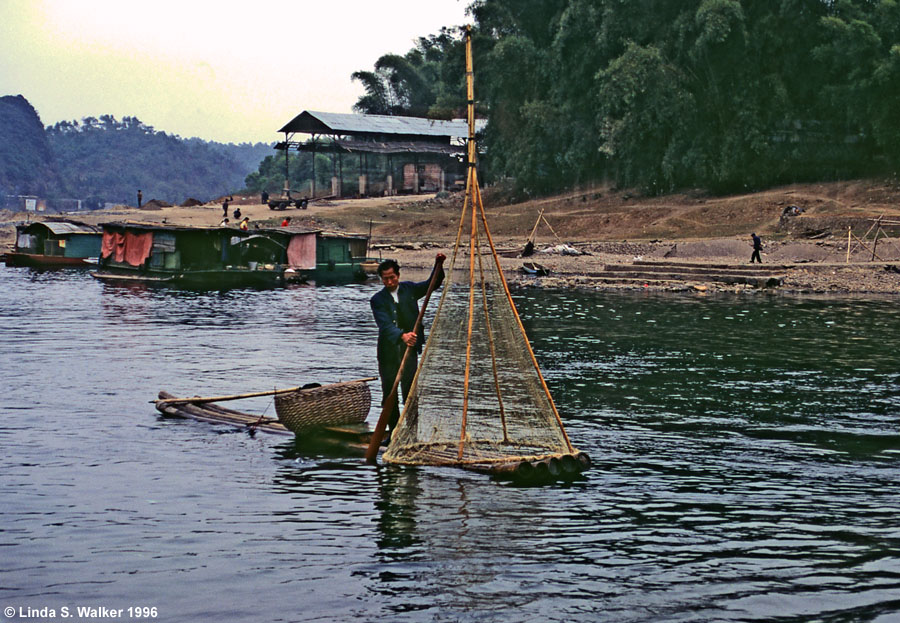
[275,380,371,433]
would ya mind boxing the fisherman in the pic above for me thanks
[370,254,445,441]
[750,232,763,263]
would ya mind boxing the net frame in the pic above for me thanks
[383,27,577,468]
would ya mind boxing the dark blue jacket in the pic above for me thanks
[370,267,444,361]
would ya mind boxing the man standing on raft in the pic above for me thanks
[370,254,445,440]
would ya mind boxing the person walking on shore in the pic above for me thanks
[750,233,763,263]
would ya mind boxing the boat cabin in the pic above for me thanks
[93,222,285,289]
[258,227,373,283]
[4,220,101,267]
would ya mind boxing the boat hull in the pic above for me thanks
[92,266,285,289]
[3,252,95,268]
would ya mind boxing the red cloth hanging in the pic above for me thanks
[100,230,153,266]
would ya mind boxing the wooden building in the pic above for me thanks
[275,110,485,198]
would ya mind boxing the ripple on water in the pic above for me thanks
[1,268,899,621]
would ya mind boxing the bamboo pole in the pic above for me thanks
[871,216,882,262]
[475,179,575,453]
[153,378,376,407]
[458,165,478,461]
[847,227,851,263]
[475,223,510,443]
[850,231,886,261]
[526,209,544,244]
[541,213,564,244]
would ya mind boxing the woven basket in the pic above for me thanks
[275,380,371,433]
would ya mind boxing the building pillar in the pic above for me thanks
[310,179,315,198]
[440,168,446,192]
[359,175,367,197]
[332,176,340,197]
[386,175,393,196]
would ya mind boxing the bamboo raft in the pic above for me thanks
[155,390,374,455]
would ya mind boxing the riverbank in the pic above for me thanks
[3,178,900,294]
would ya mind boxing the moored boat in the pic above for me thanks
[3,219,101,267]
[521,261,550,276]
[92,222,286,289]
[261,227,375,284]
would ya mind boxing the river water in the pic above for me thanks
[1,265,898,623]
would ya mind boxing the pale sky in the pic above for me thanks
[0,0,471,144]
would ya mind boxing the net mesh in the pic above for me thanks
[382,179,576,467]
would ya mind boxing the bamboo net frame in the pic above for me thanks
[383,27,577,468]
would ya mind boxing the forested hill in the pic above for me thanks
[353,0,900,196]
[46,116,273,206]
[0,95,64,198]
[0,94,273,208]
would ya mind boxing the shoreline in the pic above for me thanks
[3,190,900,295]
[374,243,900,296]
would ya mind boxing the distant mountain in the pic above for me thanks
[0,95,64,198]
[46,115,275,207]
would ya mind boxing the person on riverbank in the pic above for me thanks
[218,217,230,227]
[239,217,250,231]
[370,254,445,441]
[222,196,233,219]
[750,233,763,263]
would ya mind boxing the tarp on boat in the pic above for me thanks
[286,232,317,270]
[101,230,154,266]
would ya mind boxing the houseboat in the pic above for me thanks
[261,227,374,283]
[91,222,286,289]
[3,220,102,267]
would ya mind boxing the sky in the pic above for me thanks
[0,0,471,144]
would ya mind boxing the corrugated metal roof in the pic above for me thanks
[279,110,485,139]
[27,221,98,235]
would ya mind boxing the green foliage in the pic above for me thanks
[0,95,64,197]
[352,27,467,119]
[46,115,273,205]
[464,0,900,194]
[244,151,333,195]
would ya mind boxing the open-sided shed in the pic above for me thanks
[275,110,485,197]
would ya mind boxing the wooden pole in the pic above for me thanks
[475,228,509,443]
[364,257,445,464]
[527,209,543,244]
[850,231,886,261]
[475,180,575,453]
[846,227,851,263]
[541,213,563,244]
[153,377,377,407]
[871,216,882,262]
[458,164,478,460]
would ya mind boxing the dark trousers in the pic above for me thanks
[750,249,762,263]
[378,346,417,434]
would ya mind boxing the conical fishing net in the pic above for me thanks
[382,29,577,469]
